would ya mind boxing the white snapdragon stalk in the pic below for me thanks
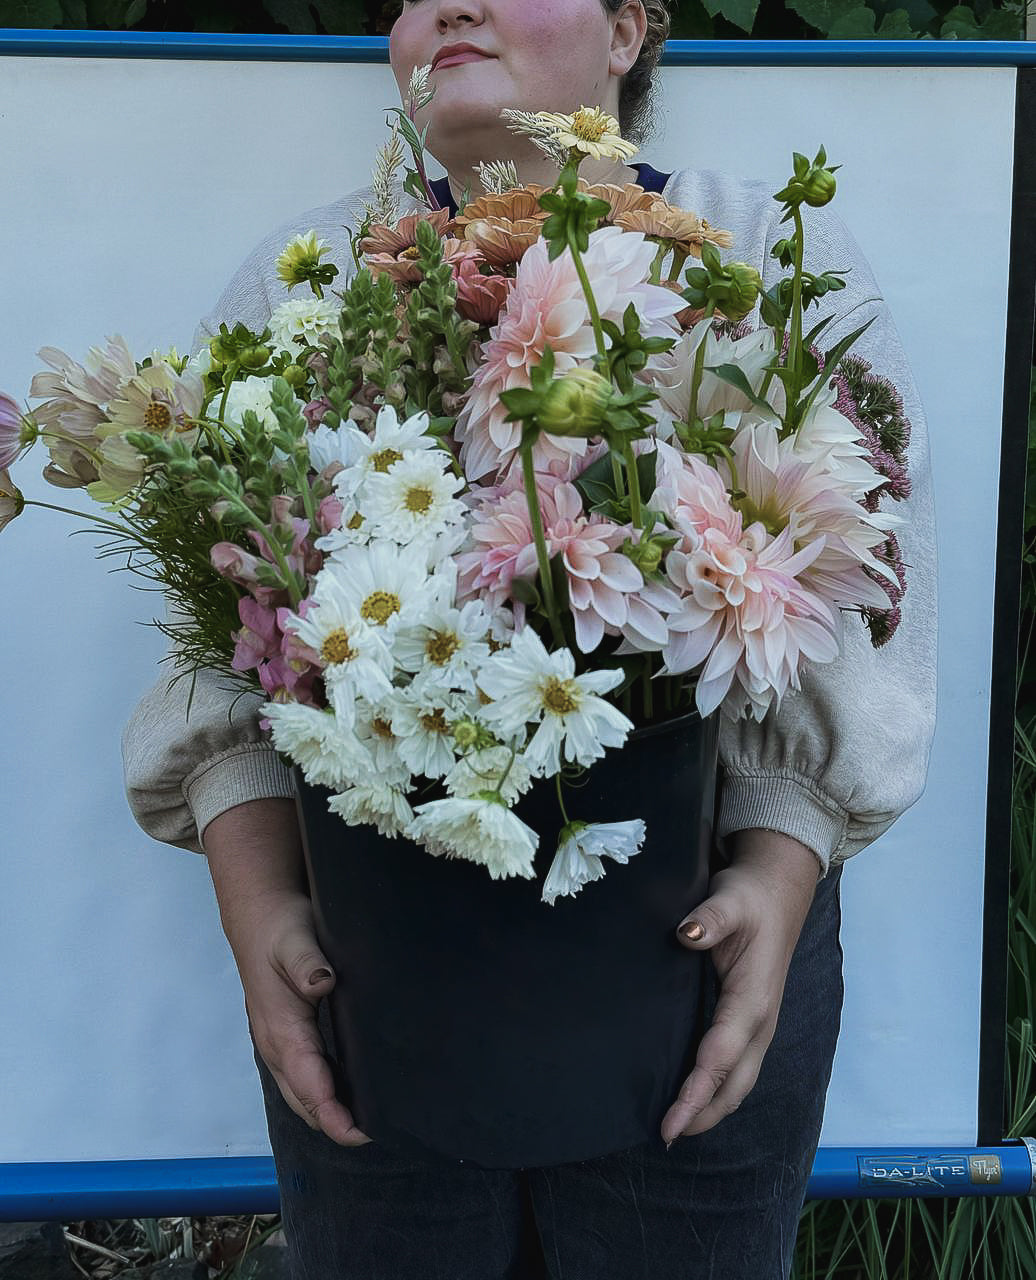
[408,794,539,881]
[541,819,646,906]
[477,626,633,776]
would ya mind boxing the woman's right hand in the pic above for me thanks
[202,798,372,1147]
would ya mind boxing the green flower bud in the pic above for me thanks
[209,337,233,367]
[241,345,270,371]
[452,719,481,749]
[281,363,308,389]
[722,263,763,323]
[538,368,613,438]
[625,537,665,575]
[801,168,836,208]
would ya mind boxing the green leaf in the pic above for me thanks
[635,449,658,501]
[940,3,1022,38]
[701,0,762,33]
[827,4,917,37]
[786,0,868,34]
[707,363,774,414]
[0,0,62,24]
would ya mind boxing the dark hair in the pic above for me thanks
[599,0,670,145]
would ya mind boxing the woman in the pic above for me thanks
[123,2,937,1276]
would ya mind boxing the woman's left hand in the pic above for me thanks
[661,828,823,1144]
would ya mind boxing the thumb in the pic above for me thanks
[275,926,337,1001]
[676,894,737,951]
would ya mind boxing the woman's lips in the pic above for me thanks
[433,52,495,70]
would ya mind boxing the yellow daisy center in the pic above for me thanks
[321,627,357,665]
[347,511,364,530]
[144,401,172,431]
[425,629,460,666]
[420,708,450,734]
[371,447,403,473]
[542,676,580,716]
[404,485,434,515]
[400,245,422,260]
[371,717,394,739]
[361,589,401,625]
[571,109,607,143]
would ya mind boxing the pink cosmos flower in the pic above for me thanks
[0,393,25,469]
[455,225,684,482]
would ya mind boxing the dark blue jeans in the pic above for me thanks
[253,865,844,1280]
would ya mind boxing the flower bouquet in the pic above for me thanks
[1,70,911,1166]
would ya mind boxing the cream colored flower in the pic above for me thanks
[529,106,638,163]
[275,231,334,290]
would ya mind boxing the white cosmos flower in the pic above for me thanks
[354,403,438,474]
[352,699,413,787]
[318,540,448,636]
[280,577,393,719]
[541,819,646,906]
[407,795,539,880]
[267,296,341,354]
[306,422,369,475]
[444,745,532,804]
[477,626,633,776]
[363,450,467,547]
[329,782,414,838]
[389,682,471,780]
[260,701,376,791]
[392,599,491,692]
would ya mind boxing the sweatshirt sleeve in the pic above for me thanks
[122,189,375,852]
[715,198,939,877]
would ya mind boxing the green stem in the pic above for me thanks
[555,773,571,826]
[520,439,564,648]
[624,440,642,528]
[567,230,607,362]
[786,207,805,430]
[23,497,140,537]
[648,240,669,285]
[668,246,689,285]
[642,655,653,722]
[220,488,306,607]
[686,303,716,427]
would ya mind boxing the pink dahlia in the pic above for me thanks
[455,225,684,483]
[454,257,514,326]
[457,475,643,653]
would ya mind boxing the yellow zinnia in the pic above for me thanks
[535,106,639,162]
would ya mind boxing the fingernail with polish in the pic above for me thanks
[681,920,704,941]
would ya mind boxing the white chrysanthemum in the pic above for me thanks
[329,782,414,838]
[280,578,393,718]
[392,599,491,692]
[306,422,369,474]
[407,796,539,881]
[260,701,375,790]
[541,819,646,906]
[318,540,451,634]
[388,682,470,780]
[362,450,467,546]
[267,297,341,355]
[444,746,532,804]
[477,626,633,776]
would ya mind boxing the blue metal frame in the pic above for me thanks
[0,30,1034,65]
[0,30,1031,1219]
[1,1145,1032,1219]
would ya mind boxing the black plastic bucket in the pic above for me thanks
[295,707,719,1170]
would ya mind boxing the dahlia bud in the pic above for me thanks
[801,167,836,207]
[624,535,666,576]
[722,263,763,323]
[538,367,612,438]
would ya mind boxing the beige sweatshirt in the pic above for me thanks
[121,167,938,875]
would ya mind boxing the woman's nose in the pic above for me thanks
[435,0,485,30]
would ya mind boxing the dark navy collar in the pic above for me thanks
[427,161,673,218]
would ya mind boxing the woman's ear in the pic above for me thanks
[609,0,649,78]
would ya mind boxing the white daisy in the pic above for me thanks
[444,745,532,805]
[267,296,341,355]
[352,699,414,788]
[407,795,539,881]
[541,819,646,906]
[319,540,451,634]
[363,450,467,547]
[280,575,393,717]
[477,626,633,776]
[392,599,491,693]
[260,701,376,791]
[389,682,470,780]
[353,403,438,476]
[329,782,414,838]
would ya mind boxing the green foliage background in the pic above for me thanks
[0,0,1027,39]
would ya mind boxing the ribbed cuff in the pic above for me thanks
[183,743,296,851]
[716,771,847,878]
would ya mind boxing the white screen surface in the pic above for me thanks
[0,53,1014,1163]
